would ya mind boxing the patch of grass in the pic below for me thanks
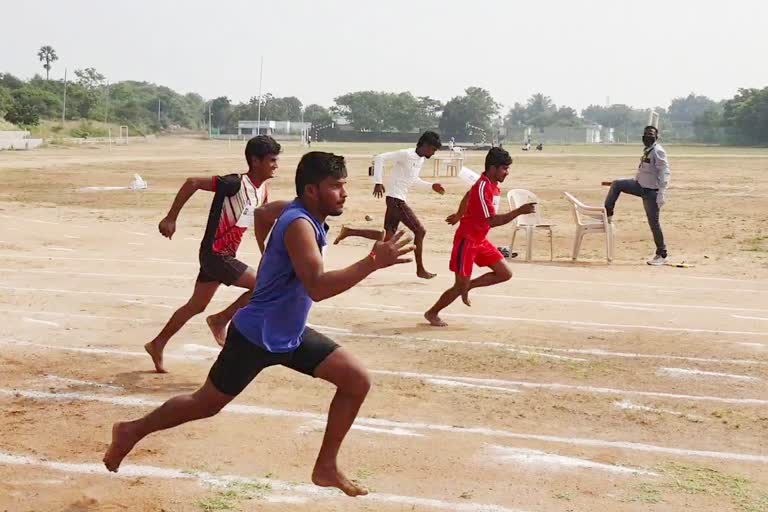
[553,491,574,501]
[195,481,272,512]
[741,233,768,253]
[660,462,768,512]
[622,483,664,504]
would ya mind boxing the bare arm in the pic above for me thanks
[285,220,413,302]
[487,203,536,228]
[159,177,215,239]
[445,190,470,225]
[253,199,291,253]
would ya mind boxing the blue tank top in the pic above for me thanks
[232,200,328,352]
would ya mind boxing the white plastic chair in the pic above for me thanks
[562,192,614,263]
[507,189,553,262]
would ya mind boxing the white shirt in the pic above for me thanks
[372,149,433,201]
[635,143,671,194]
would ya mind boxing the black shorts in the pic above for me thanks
[208,325,340,396]
[197,251,248,286]
[384,196,424,235]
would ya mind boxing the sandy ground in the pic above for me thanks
[0,137,767,512]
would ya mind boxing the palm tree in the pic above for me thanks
[37,45,58,80]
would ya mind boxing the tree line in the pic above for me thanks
[1,45,766,145]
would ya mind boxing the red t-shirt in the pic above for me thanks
[455,175,500,242]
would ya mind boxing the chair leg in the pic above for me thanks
[526,226,534,261]
[573,228,584,261]
[510,228,518,253]
[548,228,553,261]
[606,225,614,263]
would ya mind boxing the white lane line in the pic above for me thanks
[43,375,124,391]
[656,367,760,382]
[127,242,145,246]
[486,445,658,476]
[614,400,706,421]
[4,266,763,313]
[0,339,207,361]
[4,303,767,367]
[47,247,74,252]
[121,299,173,309]
[0,268,190,281]
[370,369,767,406]
[424,378,522,394]
[2,255,196,266]
[63,235,80,239]
[0,452,518,512]
[22,317,60,327]
[2,388,766,463]
[733,315,768,321]
[5,339,763,407]
[297,419,424,438]
[403,289,765,314]
[319,304,768,338]
[3,284,766,337]
[126,231,149,237]
[605,304,660,313]
[390,271,768,295]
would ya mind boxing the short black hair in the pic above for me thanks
[644,125,659,134]
[295,152,348,197]
[245,135,281,165]
[484,147,513,171]
[417,130,442,149]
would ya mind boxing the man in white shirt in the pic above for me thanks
[604,125,671,265]
[334,131,445,278]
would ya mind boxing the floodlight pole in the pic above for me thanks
[256,56,264,135]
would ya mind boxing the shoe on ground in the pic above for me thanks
[647,255,667,266]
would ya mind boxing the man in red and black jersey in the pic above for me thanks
[424,147,536,327]
[145,135,281,372]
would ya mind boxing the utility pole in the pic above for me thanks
[61,68,68,125]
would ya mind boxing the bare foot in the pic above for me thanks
[312,465,368,497]
[461,290,472,307]
[103,422,139,473]
[144,341,167,373]
[206,315,227,347]
[424,311,447,327]
[416,269,436,280]
[333,225,350,245]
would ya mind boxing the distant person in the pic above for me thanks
[307,134,312,147]
[536,143,543,151]
[333,131,445,279]
[449,136,455,151]
[424,147,535,327]
[144,136,280,372]
[604,125,670,265]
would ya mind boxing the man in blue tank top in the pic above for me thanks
[103,152,414,497]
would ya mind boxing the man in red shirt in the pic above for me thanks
[424,147,535,327]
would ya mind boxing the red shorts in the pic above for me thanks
[449,234,503,278]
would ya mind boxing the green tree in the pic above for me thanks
[0,87,12,119]
[0,73,24,90]
[303,104,333,125]
[414,96,443,131]
[333,91,389,131]
[6,89,43,125]
[439,87,499,140]
[722,87,768,145]
[37,45,59,80]
[668,93,718,123]
[209,96,232,130]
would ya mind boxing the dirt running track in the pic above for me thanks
[1,138,767,511]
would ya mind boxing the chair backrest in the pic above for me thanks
[507,189,542,226]
[562,192,606,226]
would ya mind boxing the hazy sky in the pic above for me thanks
[3,0,767,113]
